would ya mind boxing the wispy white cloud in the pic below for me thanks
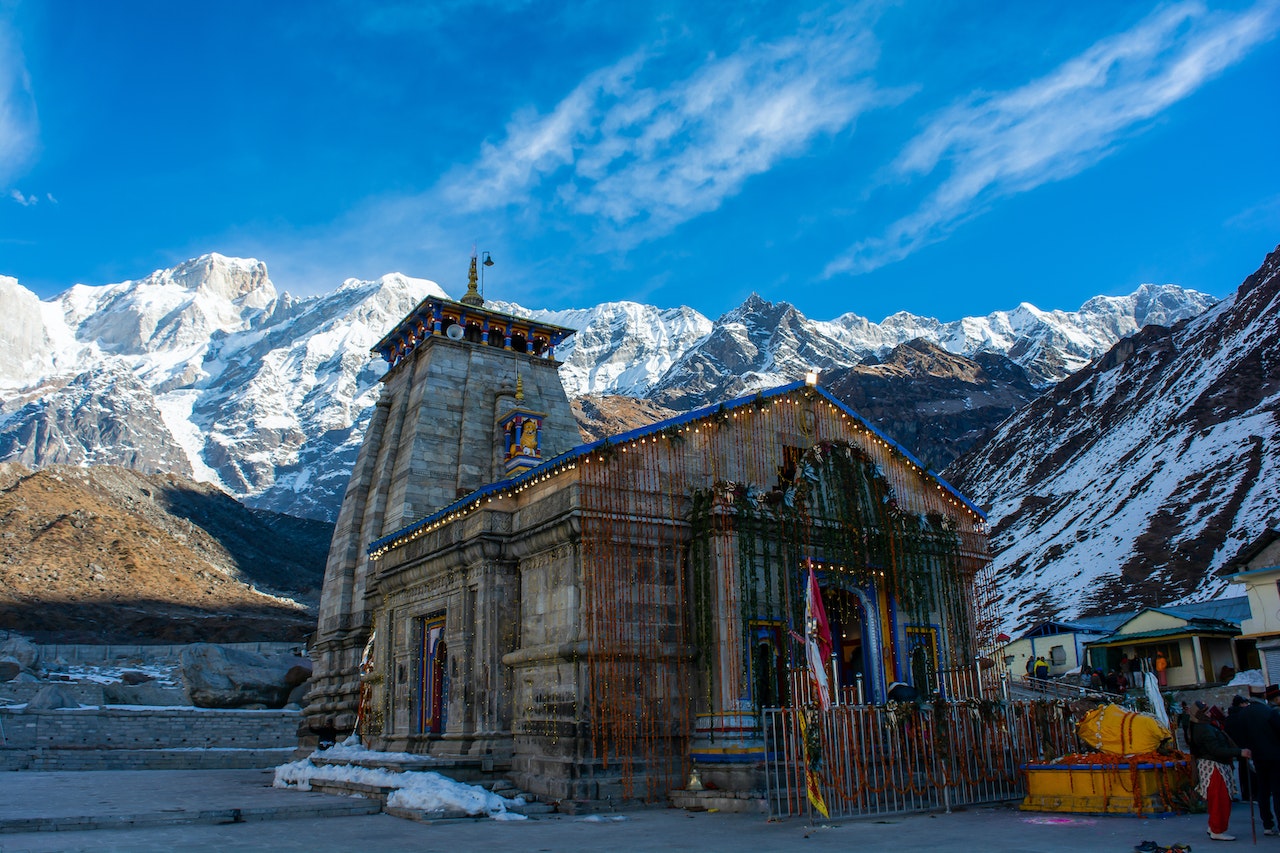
[827,0,1280,277]
[9,187,36,205]
[0,18,37,185]
[440,8,903,247]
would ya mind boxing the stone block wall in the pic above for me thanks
[0,707,301,770]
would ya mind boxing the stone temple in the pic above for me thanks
[305,257,993,803]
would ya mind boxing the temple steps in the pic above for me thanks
[305,753,555,820]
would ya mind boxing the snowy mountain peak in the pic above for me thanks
[163,253,274,304]
[0,251,1225,522]
[338,272,449,301]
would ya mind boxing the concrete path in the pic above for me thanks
[0,768,1250,852]
[0,768,380,833]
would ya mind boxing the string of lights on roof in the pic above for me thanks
[366,382,987,561]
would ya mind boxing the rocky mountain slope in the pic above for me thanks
[0,254,1214,522]
[824,340,1041,473]
[0,462,331,643]
[946,246,1280,631]
[570,395,680,444]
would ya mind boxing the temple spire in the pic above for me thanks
[461,249,484,307]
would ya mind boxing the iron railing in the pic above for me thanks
[763,699,1077,819]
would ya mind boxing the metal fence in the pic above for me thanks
[763,700,1077,819]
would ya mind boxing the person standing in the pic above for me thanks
[1230,688,1280,836]
[1155,650,1169,687]
[1104,668,1121,694]
[1224,695,1256,805]
[1189,702,1252,841]
[1034,656,1049,681]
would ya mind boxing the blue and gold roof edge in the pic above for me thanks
[368,380,987,559]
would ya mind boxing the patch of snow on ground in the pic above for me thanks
[48,661,179,686]
[274,743,525,820]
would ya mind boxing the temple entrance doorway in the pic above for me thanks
[906,626,939,698]
[824,587,870,704]
[750,622,787,711]
[415,615,448,735]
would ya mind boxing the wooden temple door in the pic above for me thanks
[416,615,447,735]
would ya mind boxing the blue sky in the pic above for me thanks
[1,1,1278,322]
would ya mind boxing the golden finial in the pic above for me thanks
[461,249,483,307]
[515,374,524,402]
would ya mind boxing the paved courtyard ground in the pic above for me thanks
[0,769,1247,853]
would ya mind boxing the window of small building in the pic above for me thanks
[1137,643,1182,668]
[1049,645,1066,665]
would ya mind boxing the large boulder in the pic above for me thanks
[0,636,40,671]
[26,684,80,709]
[179,644,308,709]
[102,682,188,706]
[285,679,311,708]
[0,659,20,682]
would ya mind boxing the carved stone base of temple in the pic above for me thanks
[510,734,686,805]
[302,635,367,739]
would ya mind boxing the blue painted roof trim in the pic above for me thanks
[368,381,987,556]
[1222,564,1280,581]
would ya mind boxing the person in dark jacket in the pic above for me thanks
[1224,695,1256,804]
[1189,702,1252,841]
[1103,669,1117,692]
[1231,688,1280,836]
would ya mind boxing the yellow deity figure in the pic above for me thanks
[520,418,539,455]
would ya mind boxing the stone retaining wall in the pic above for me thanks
[37,641,303,664]
[0,706,302,771]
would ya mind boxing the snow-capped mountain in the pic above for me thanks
[642,285,1218,408]
[0,255,445,520]
[946,246,1280,632]
[0,252,1215,521]
[486,299,713,399]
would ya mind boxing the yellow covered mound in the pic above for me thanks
[1076,704,1173,756]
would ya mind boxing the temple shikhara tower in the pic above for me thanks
[307,255,994,804]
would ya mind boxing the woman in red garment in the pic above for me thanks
[1189,702,1251,841]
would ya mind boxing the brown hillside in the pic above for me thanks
[0,463,331,644]
[571,394,679,443]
